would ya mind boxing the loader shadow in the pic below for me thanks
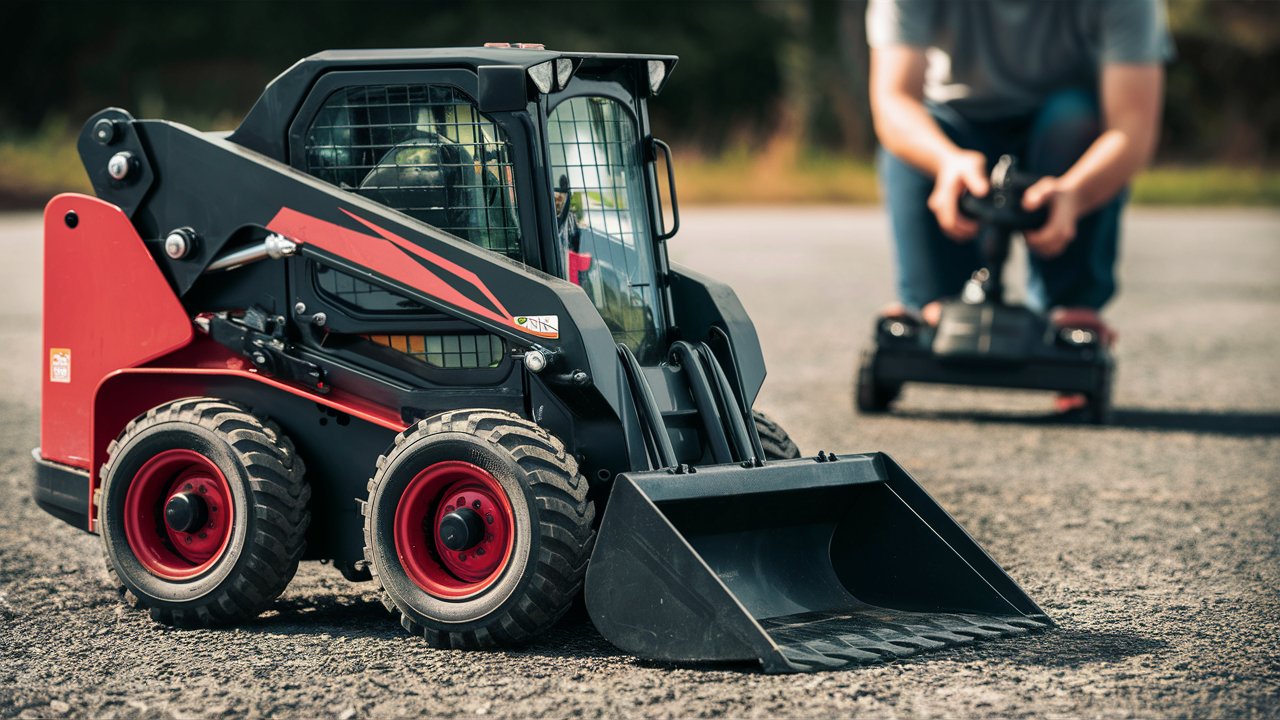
[238,595,406,639]
[233,596,1168,673]
[237,593,630,659]
[933,627,1169,669]
[892,407,1280,438]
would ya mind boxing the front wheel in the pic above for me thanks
[855,350,901,413]
[1086,366,1115,425]
[363,409,594,647]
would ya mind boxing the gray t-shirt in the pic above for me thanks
[867,0,1173,120]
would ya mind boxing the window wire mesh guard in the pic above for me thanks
[548,96,660,362]
[304,84,522,258]
[364,334,505,369]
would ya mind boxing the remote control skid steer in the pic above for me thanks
[33,46,1049,672]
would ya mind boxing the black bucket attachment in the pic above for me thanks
[585,452,1051,672]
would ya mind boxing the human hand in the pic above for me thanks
[928,150,989,241]
[1022,177,1081,258]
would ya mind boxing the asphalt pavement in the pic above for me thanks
[0,207,1277,718]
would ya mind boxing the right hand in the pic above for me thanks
[928,150,989,241]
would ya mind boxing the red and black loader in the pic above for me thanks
[32,46,1050,672]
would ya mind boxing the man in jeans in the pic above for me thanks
[867,0,1171,411]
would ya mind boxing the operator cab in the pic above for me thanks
[228,45,679,366]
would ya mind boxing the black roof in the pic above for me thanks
[227,46,678,158]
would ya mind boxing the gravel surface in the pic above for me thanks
[1,207,1277,718]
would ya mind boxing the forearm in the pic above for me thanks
[1058,126,1156,214]
[1059,65,1164,214]
[872,92,962,177]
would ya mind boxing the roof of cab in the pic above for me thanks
[227,46,678,159]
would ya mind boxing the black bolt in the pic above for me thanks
[93,118,118,145]
[438,508,485,552]
[64,211,78,229]
[165,493,208,534]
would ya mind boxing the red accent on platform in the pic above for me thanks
[41,194,194,470]
[393,461,515,599]
[266,207,526,334]
[567,251,592,286]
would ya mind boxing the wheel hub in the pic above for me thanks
[164,492,208,533]
[393,461,515,598]
[123,449,234,580]
[438,507,485,551]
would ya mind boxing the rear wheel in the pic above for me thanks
[363,409,594,647]
[855,350,900,413]
[97,398,309,627]
[752,411,801,460]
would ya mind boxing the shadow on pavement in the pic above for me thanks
[1111,409,1280,437]
[968,627,1169,668]
[226,595,1169,673]
[237,594,404,639]
[889,407,1280,438]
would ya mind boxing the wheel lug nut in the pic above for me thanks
[472,500,482,510]
[458,553,466,561]
[476,547,486,556]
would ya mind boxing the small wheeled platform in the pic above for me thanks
[855,156,1115,424]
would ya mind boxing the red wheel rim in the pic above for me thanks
[393,461,515,599]
[123,449,235,580]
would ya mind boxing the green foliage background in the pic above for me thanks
[2,0,1277,205]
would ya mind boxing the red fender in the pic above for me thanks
[41,194,193,470]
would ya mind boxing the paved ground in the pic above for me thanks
[1,207,1277,718]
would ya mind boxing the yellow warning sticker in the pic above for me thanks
[50,348,71,384]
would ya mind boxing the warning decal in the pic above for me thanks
[514,315,559,339]
[50,348,71,384]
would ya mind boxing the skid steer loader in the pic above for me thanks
[32,45,1050,672]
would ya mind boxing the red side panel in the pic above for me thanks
[41,194,194,469]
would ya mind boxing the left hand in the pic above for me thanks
[1022,177,1082,258]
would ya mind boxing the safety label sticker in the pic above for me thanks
[50,348,71,383]
[514,315,559,339]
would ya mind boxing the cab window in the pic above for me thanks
[303,84,522,259]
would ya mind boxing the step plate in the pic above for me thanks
[761,609,1053,672]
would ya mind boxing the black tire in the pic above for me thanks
[752,410,801,460]
[855,350,900,413]
[1086,366,1115,425]
[363,409,594,648]
[97,397,309,627]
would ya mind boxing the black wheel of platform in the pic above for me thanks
[855,350,900,413]
[363,409,595,648]
[1086,367,1115,425]
[97,397,310,627]
[752,410,801,460]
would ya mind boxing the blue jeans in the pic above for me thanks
[879,89,1125,312]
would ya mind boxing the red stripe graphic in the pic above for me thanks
[266,207,523,333]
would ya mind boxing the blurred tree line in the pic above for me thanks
[3,0,1277,165]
